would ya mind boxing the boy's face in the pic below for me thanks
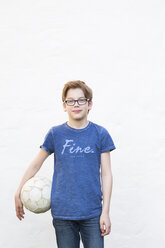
[63,88,93,122]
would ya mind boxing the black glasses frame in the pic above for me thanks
[64,98,90,106]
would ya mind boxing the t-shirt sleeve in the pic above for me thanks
[40,128,54,155]
[100,127,116,153]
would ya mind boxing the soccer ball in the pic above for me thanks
[20,176,52,214]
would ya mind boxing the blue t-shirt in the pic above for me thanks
[40,121,116,220]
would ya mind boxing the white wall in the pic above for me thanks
[0,1,164,247]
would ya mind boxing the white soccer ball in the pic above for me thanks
[20,177,52,214]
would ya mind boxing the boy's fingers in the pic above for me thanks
[16,206,25,220]
[19,209,25,218]
[100,224,105,232]
[100,224,111,236]
[20,208,25,214]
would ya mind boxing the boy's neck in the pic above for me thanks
[66,119,90,129]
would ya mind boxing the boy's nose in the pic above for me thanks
[74,101,79,106]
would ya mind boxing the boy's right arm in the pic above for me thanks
[14,148,50,220]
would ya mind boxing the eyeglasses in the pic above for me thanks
[64,98,90,106]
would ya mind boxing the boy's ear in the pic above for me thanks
[88,100,93,110]
[63,102,67,112]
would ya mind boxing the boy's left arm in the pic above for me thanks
[100,151,113,236]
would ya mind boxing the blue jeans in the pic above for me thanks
[52,215,104,248]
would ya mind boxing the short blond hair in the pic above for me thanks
[62,80,93,102]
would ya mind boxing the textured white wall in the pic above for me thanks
[0,1,164,248]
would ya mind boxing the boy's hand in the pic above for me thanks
[14,194,25,220]
[99,212,111,236]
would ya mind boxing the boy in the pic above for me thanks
[15,80,116,248]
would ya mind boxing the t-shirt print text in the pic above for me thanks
[61,139,95,157]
